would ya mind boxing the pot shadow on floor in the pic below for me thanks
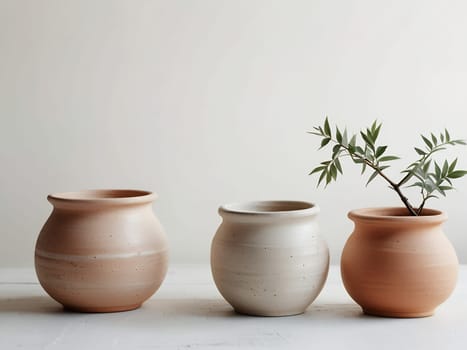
[142,298,239,319]
[142,298,368,320]
[0,295,63,314]
[0,295,369,321]
[307,302,364,319]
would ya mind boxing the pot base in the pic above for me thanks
[64,303,142,313]
[363,308,434,318]
[234,308,305,317]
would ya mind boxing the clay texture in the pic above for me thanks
[341,207,458,318]
[211,201,329,316]
[35,189,168,312]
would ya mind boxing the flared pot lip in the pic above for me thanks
[348,207,447,223]
[48,189,156,206]
[219,200,319,217]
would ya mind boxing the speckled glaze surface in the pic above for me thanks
[35,189,169,312]
[341,207,458,318]
[211,201,329,316]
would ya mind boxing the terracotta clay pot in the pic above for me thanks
[341,207,458,318]
[211,201,329,316]
[35,189,169,312]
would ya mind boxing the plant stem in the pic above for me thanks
[417,197,427,215]
[361,159,418,216]
[341,144,418,216]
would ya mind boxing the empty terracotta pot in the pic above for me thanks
[211,201,329,316]
[341,207,458,318]
[35,189,169,312]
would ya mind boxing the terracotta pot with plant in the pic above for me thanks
[309,118,466,317]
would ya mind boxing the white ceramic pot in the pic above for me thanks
[211,200,329,316]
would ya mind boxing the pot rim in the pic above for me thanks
[219,200,319,217]
[48,189,156,206]
[348,207,447,223]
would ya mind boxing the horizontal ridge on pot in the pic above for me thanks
[35,189,169,313]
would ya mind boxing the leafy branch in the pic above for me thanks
[309,117,467,216]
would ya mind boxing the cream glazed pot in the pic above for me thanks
[211,201,329,316]
[35,189,169,312]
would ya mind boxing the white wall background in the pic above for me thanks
[1,0,467,267]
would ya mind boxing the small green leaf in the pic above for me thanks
[367,127,377,144]
[342,129,348,146]
[442,160,449,177]
[422,160,431,175]
[445,129,451,142]
[421,135,433,149]
[365,147,374,162]
[425,178,436,193]
[326,169,332,185]
[366,170,379,186]
[309,166,326,175]
[320,138,331,148]
[435,184,446,196]
[330,164,337,180]
[336,127,342,143]
[408,181,424,188]
[379,155,400,162]
[317,170,327,187]
[373,123,382,141]
[431,133,438,146]
[355,146,365,155]
[360,131,374,149]
[349,134,357,148]
[324,117,331,137]
[371,120,378,133]
[448,158,458,173]
[448,170,467,179]
[412,171,425,182]
[375,145,387,159]
[361,162,367,174]
[332,144,341,159]
[434,162,441,179]
[307,131,323,136]
[414,147,426,156]
[440,132,445,143]
[428,173,438,183]
[334,158,343,174]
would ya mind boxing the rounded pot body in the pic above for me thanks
[341,207,458,318]
[211,201,329,316]
[35,189,169,312]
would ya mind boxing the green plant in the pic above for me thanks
[309,117,467,216]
